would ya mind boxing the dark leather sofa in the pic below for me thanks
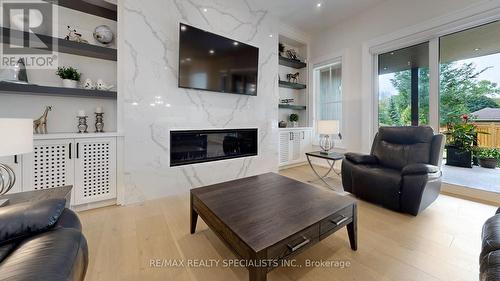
[0,198,88,281]
[481,208,500,281]
[341,126,445,216]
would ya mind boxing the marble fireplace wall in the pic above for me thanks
[121,0,279,204]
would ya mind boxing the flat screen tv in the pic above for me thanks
[178,24,259,96]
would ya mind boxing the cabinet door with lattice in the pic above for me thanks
[22,140,75,195]
[74,137,116,205]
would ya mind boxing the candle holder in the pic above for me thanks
[77,116,88,133]
[95,112,104,133]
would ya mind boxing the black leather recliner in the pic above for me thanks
[341,126,445,216]
[481,208,500,281]
[0,198,88,281]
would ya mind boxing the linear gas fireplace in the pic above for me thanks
[170,129,258,167]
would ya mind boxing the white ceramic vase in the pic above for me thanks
[62,79,78,88]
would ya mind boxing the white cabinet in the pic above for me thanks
[0,155,23,194]
[22,139,74,192]
[22,137,117,206]
[74,137,117,205]
[279,129,312,167]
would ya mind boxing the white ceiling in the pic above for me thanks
[250,0,386,33]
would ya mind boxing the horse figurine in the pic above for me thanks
[286,72,300,83]
[33,106,52,134]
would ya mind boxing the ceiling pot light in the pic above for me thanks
[202,8,208,12]
[316,3,322,8]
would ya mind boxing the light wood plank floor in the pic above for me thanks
[79,165,496,281]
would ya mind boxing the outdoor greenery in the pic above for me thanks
[56,66,81,81]
[379,62,500,126]
[444,114,484,151]
[473,147,500,160]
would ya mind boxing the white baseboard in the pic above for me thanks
[72,198,117,212]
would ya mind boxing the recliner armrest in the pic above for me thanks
[0,198,66,244]
[401,164,439,176]
[345,153,378,165]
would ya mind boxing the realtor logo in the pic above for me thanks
[1,1,57,68]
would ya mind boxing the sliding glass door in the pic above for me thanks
[439,21,500,146]
[378,42,429,126]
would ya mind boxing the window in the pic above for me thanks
[378,42,430,127]
[314,62,342,140]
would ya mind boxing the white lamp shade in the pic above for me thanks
[0,118,33,157]
[317,120,339,135]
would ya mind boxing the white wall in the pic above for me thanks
[310,0,489,153]
[119,0,280,204]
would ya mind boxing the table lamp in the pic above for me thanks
[0,119,33,206]
[317,120,339,155]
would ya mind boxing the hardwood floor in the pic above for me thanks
[79,165,496,281]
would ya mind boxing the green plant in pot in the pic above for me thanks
[473,147,500,169]
[56,66,81,88]
[289,113,299,128]
[444,114,486,168]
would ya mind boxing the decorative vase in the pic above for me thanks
[62,79,78,88]
[478,158,498,169]
[95,113,104,133]
[445,145,472,168]
[77,116,88,133]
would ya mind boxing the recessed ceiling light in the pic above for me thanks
[165,103,171,108]
[150,103,156,107]
[316,3,322,8]
[474,48,481,51]
[132,102,138,106]
[233,41,239,46]
[269,34,273,38]
[209,49,215,54]
[180,25,187,31]
[202,8,208,12]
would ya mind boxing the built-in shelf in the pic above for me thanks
[34,132,122,140]
[279,56,307,69]
[279,80,307,90]
[279,104,307,110]
[1,27,117,61]
[43,0,117,21]
[0,82,117,99]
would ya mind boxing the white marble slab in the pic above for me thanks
[120,0,279,204]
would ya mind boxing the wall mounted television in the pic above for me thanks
[178,23,259,96]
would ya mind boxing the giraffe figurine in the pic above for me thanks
[33,106,52,134]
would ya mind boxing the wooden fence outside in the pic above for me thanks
[474,122,500,148]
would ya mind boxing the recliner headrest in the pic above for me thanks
[378,126,434,144]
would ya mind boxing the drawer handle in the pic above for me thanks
[330,216,349,226]
[287,236,310,252]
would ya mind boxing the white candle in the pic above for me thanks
[95,106,103,113]
[78,110,86,117]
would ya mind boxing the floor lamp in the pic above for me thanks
[0,119,33,206]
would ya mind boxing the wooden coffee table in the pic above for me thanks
[190,173,357,281]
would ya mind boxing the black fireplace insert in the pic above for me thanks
[170,129,258,166]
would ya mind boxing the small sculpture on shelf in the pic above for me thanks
[96,79,114,91]
[278,120,287,128]
[77,110,88,133]
[95,107,104,133]
[286,49,299,61]
[83,78,95,90]
[64,26,88,43]
[33,106,52,134]
[280,98,294,104]
[286,72,300,83]
[93,25,114,45]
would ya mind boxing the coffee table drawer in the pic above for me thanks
[268,224,319,260]
[320,206,353,236]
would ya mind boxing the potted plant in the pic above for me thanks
[444,114,484,168]
[56,66,81,88]
[289,113,299,128]
[473,147,500,169]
